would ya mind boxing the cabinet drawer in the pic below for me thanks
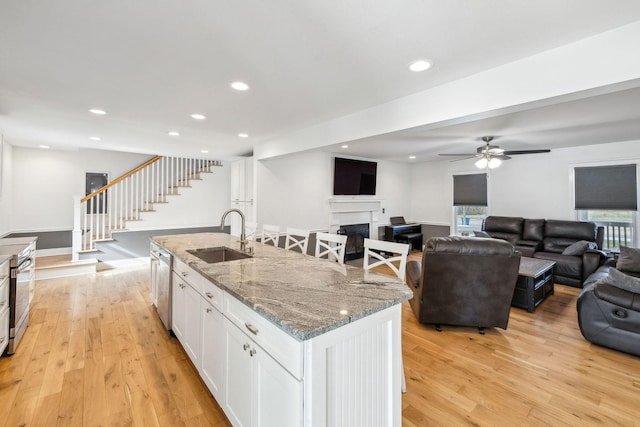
[224,294,303,379]
[173,258,203,293]
[0,306,9,355]
[201,281,223,313]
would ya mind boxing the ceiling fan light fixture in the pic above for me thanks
[475,157,488,169]
[488,157,502,169]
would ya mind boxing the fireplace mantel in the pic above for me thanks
[328,198,382,213]
[328,198,382,238]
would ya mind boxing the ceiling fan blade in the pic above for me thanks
[493,155,512,160]
[502,149,551,155]
[449,156,478,162]
[438,153,477,157]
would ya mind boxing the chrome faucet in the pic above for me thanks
[220,208,249,252]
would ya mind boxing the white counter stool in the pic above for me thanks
[315,232,348,264]
[285,227,310,254]
[363,238,410,393]
[245,221,260,241]
[363,238,409,281]
[261,224,281,246]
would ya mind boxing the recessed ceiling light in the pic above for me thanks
[168,131,180,137]
[89,108,107,115]
[238,133,249,138]
[89,136,101,141]
[230,81,250,91]
[201,150,209,154]
[409,155,416,159]
[341,144,349,149]
[191,113,206,120]
[39,145,50,149]
[409,60,432,72]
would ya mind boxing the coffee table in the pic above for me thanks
[512,257,555,313]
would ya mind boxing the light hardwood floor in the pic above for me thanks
[1,259,639,426]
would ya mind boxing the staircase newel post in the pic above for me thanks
[72,195,82,261]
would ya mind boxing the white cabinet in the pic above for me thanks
[230,157,254,205]
[171,259,225,400]
[183,282,202,366]
[229,157,255,237]
[224,319,302,427]
[171,273,187,342]
[0,259,9,355]
[172,271,202,367]
[201,298,225,400]
[223,318,253,427]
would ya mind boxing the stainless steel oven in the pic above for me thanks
[0,240,36,356]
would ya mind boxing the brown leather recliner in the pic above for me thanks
[406,236,521,332]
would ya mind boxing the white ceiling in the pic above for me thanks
[2,1,640,161]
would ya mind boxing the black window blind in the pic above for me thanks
[574,164,637,210]
[453,173,487,206]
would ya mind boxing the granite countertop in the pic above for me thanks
[151,232,413,341]
[0,236,38,246]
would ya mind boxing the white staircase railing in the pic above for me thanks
[72,156,221,259]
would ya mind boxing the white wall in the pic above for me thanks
[0,141,13,236]
[12,147,157,231]
[408,160,451,225]
[256,151,411,231]
[409,140,640,225]
[126,167,230,230]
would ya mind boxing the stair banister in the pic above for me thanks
[72,155,221,258]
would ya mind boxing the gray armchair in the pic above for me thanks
[406,236,521,332]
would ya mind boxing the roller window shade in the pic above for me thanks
[574,164,637,210]
[453,173,487,206]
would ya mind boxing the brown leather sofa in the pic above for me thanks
[405,236,521,332]
[482,216,605,287]
[577,252,640,356]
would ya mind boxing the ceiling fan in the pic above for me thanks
[438,136,551,169]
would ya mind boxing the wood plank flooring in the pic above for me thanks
[1,258,639,426]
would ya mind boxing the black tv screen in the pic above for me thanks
[333,157,377,195]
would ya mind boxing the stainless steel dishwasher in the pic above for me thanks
[151,242,172,332]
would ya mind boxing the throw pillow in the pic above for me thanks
[561,240,597,256]
[616,246,640,273]
[474,231,491,238]
[605,268,640,294]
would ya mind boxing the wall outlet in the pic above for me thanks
[382,208,385,213]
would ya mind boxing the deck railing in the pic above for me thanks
[596,220,634,250]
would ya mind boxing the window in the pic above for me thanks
[453,173,488,236]
[574,164,638,250]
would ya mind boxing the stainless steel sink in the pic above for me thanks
[186,246,252,263]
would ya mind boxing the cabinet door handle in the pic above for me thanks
[181,271,188,277]
[244,323,259,335]
[206,308,212,313]
[243,343,250,351]
[249,348,256,357]
[205,292,214,299]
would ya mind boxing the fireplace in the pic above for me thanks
[338,223,370,261]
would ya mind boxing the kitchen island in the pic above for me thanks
[151,232,412,427]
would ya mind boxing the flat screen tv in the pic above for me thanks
[333,157,377,195]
